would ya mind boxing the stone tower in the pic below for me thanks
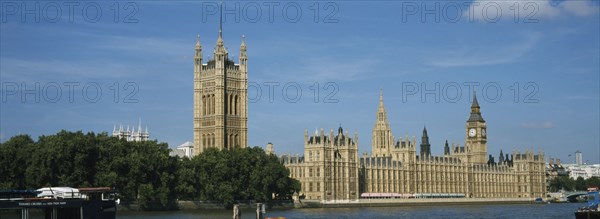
[465,91,487,164]
[193,5,248,155]
[420,126,431,158]
[372,89,394,157]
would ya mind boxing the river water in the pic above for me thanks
[118,202,582,219]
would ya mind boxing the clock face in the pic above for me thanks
[482,129,486,137]
[469,128,476,137]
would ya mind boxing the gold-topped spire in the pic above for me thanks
[195,34,201,47]
[219,0,223,39]
[240,34,246,49]
[215,0,225,50]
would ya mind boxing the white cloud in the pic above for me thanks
[520,121,554,129]
[466,0,598,22]
[250,36,382,82]
[426,32,540,67]
[287,58,378,82]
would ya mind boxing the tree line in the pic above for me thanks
[0,130,300,210]
[548,175,600,192]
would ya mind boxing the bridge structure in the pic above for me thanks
[565,191,588,202]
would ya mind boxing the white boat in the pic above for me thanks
[36,187,80,199]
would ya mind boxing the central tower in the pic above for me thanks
[193,4,248,155]
[372,89,394,157]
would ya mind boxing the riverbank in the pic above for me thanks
[117,198,536,211]
[299,198,536,208]
[117,200,295,212]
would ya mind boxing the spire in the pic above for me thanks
[215,0,225,50]
[468,90,485,122]
[471,90,480,108]
[444,140,450,155]
[196,34,201,47]
[376,89,389,124]
[420,126,431,157]
[373,88,393,157]
[219,0,223,39]
[379,87,383,104]
[240,34,247,54]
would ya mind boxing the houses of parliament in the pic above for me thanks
[281,90,546,201]
[192,19,546,201]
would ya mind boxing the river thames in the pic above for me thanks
[118,202,581,219]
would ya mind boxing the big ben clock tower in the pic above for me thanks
[465,91,487,164]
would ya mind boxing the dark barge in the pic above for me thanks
[0,187,117,219]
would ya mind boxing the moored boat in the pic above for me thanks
[0,187,118,219]
[575,187,600,219]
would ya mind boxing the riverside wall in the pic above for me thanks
[300,198,535,208]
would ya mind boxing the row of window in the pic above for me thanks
[201,93,242,116]
[201,133,242,148]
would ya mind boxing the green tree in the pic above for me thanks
[1,131,299,211]
[175,157,199,200]
[192,147,300,208]
[549,176,576,192]
[1,130,179,210]
[575,177,587,191]
[587,176,600,189]
[0,134,34,189]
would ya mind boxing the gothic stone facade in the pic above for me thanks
[283,91,546,201]
[193,29,248,155]
[283,128,360,201]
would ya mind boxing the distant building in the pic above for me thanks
[563,164,600,180]
[575,151,583,165]
[546,158,569,191]
[266,142,274,155]
[112,119,149,142]
[170,141,195,158]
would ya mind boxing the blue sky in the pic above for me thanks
[1,0,599,163]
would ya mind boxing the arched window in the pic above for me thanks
[234,134,238,147]
[229,94,233,115]
[234,95,238,115]
[211,94,215,114]
[202,95,206,115]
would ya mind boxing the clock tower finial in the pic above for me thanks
[468,91,485,122]
[471,90,480,108]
